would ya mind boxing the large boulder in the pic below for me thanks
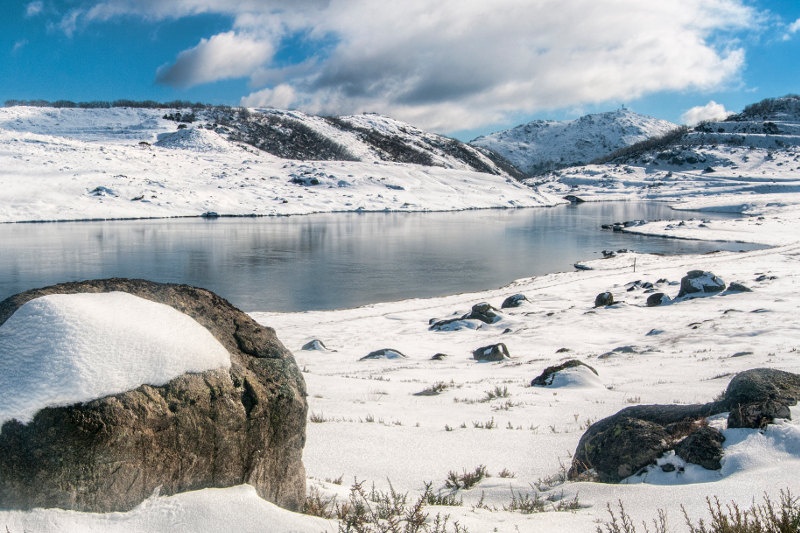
[677,270,726,298]
[568,368,800,482]
[0,279,307,513]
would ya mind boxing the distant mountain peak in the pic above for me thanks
[471,110,678,175]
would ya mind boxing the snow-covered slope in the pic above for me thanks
[0,106,555,222]
[472,109,678,175]
[532,95,800,236]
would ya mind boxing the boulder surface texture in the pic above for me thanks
[0,278,307,513]
[568,368,800,482]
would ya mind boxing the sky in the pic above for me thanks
[1,0,800,140]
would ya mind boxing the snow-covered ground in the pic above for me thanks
[2,104,800,532]
[0,107,552,223]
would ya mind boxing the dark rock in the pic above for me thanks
[472,343,511,362]
[594,292,614,307]
[569,368,800,483]
[564,195,585,204]
[726,282,752,293]
[660,463,676,473]
[0,279,306,513]
[569,417,671,482]
[301,339,330,351]
[677,270,726,298]
[429,318,481,331]
[501,294,528,309]
[531,359,597,387]
[430,302,502,330]
[728,400,792,429]
[431,353,449,361]
[361,348,407,360]
[675,426,725,470]
[646,292,670,307]
[463,302,502,324]
[721,368,800,410]
[555,347,571,353]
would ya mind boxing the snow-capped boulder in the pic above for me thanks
[501,293,529,309]
[530,359,600,388]
[645,292,671,307]
[462,302,502,324]
[0,279,307,513]
[677,270,726,298]
[360,348,407,360]
[472,343,511,362]
[568,368,800,482]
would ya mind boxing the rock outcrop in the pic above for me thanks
[568,368,800,482]
[677,270,726,298]
[0,278,307,513]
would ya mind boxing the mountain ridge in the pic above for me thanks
[471,108,678,175]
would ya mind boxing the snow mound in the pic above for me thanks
[0,292,230,426]
[155,127,233,152]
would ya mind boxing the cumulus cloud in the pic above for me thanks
[156,32,274,88]
[681,101,731,126]
[54,0,760,132]
[785,17,800,39]
[240,84,297,109]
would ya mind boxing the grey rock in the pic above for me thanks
[0,278,307,513]
[302,339,331,351]
[594,292,614,307]
[677,270,726,298]
[646,292,670,307]
[501,294,528,309]
[675,426,725,470]
[726,282,752,293]
[463,302,502,324]
[728,400,792,429]
[472,343,511,362]
[531,359,597,387]
[361,348,407,360]
[568,367,800,482]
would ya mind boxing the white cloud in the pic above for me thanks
[56,0,761,132]
[25,1,43,17]
[156,31,274,88]
[787,17,800,37]
[240,84,297,109]
[681,101,731,126]
[12,40,29,54]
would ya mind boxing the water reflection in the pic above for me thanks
[0,204,762,312]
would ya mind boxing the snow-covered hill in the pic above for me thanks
[471,109,678,175]
[0,106,554,222]
[529,95,800,243]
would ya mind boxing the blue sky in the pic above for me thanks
[2,1,800,140]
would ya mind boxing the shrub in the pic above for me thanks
[445,466,488,490]
[597,490,800,533]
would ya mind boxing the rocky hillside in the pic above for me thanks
[535,95,800,211]
[471,109,678,175]
[201,107,526,179]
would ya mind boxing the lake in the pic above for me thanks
[0,203,762,312]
